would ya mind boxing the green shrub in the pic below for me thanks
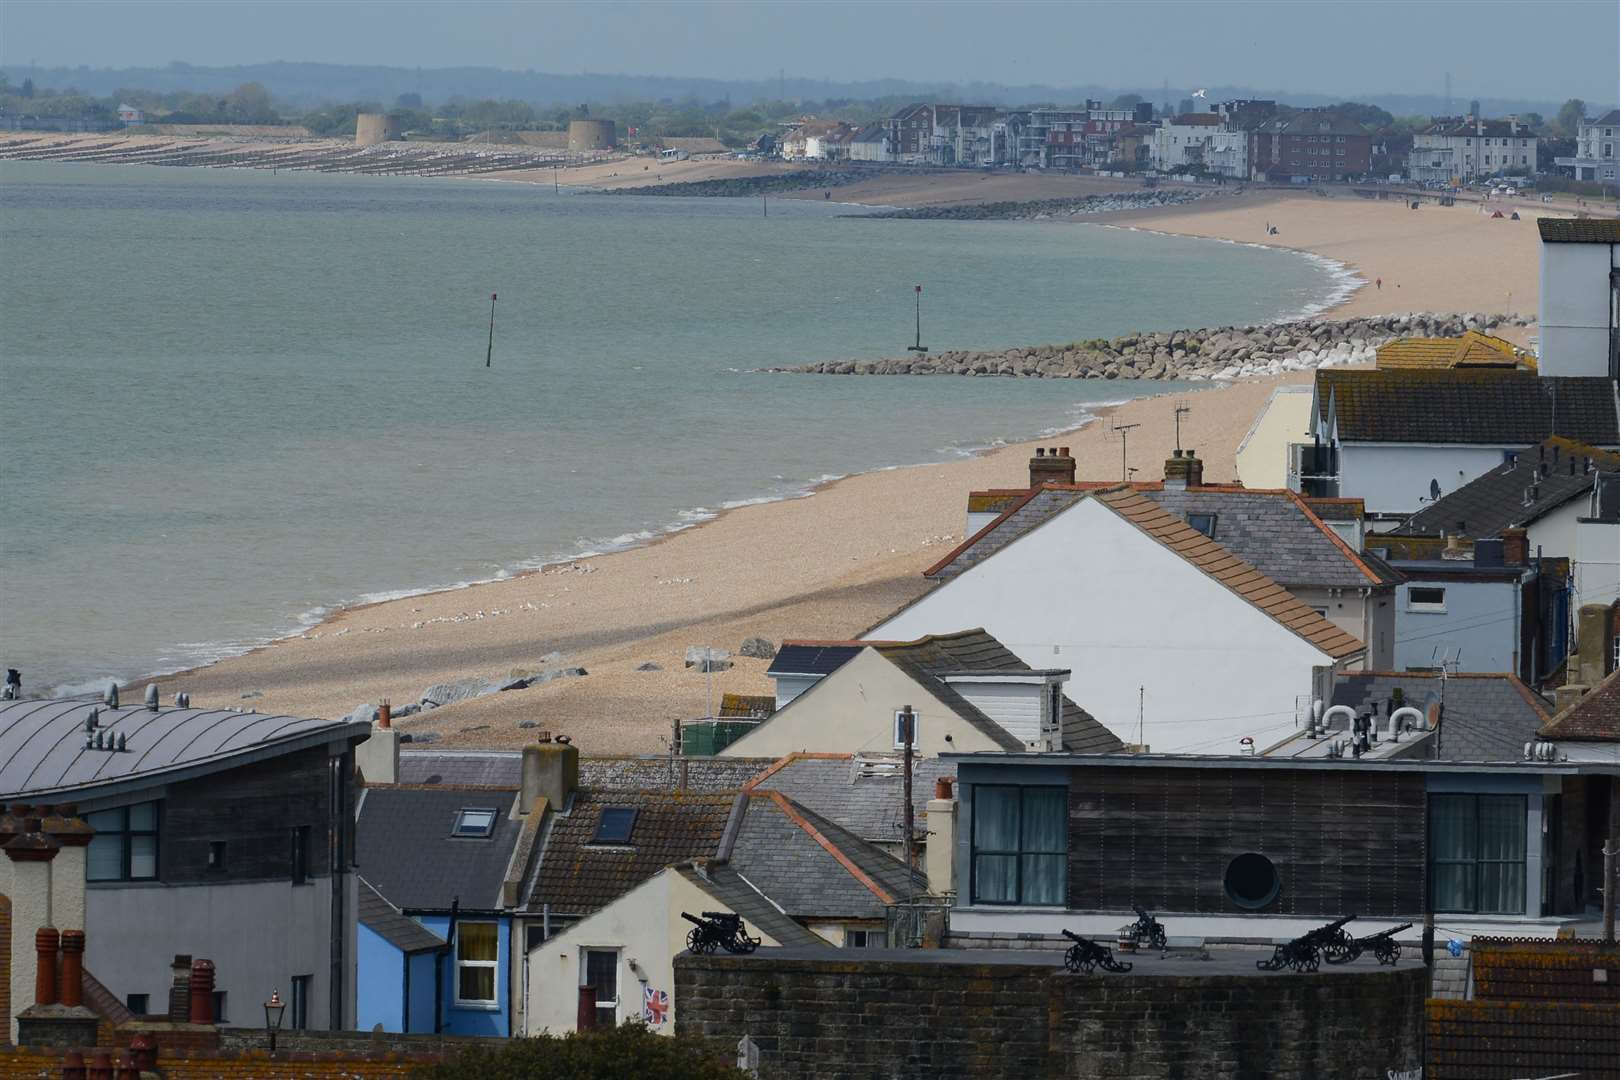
[414,1024,749,1080]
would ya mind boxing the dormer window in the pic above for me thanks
[451,808,498,838]
[592,807,638,844]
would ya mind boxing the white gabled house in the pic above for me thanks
[868,485,1365,754]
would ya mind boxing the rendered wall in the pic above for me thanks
[1340,444,1515,516]
[1236,385,1314,491]
[1393,578,1518,672]
[675,951,1426,1080]
[725,648,1007,758]
[356,923,405,1033]
[415,914,509,1037]
[872,498,1333,752]
[1539,241,1616,377]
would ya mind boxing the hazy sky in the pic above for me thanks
[3,0,1617,103]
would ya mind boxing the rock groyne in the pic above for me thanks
[766,312,1528,382]
[597,169,865,197]
[848,187,1223,221]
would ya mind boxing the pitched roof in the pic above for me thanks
[670,863,829,949]
[1419,118,1538,139]
[745,753,956,844]
[1537,218,1620,244]
[358,876,446,953]
[396,751,770,792]
[876,630,1120,753]
[1588,109,1620,127]
[940,483,1389,601]
[1400,438,1620,539]
[1331,671,1550,762]
[355,786,523,911]
[526,789,735,916]
[1375,331,1525,371]
[1304,497,1365,522]
[718,693,775,719]
[726,792,927,919]
[1540,668,1620,741]
[0,699,368,800]
[1315,370,1620,445]
[1094,487,1366,659]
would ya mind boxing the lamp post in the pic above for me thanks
[264,990,286,1055]
[907,285,928,354]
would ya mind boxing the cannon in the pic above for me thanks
[1326,923,1412,966]
[1257,915,1357,973]
[681,911,761,955]
[1062,929,1133,974]
[1129,905,1168,950]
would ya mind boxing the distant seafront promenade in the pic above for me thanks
[0,151,1554,749]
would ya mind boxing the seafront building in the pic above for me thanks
[1408,116,1539,185]
[1554,107,1620,183]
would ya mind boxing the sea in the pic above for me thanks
[0,161,1348,694]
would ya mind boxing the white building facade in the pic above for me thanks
[1408,118,1538,184]
[1555,109,1619,182]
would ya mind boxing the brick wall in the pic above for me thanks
[675,951,1426,1080]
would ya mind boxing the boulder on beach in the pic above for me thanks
[635,661,662,672]
[738,637,777,660]
[419,676,493,709]
[346,703,378,725]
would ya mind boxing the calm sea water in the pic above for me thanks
[0,162,1342,693]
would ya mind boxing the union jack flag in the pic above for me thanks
[642,986,669,1025]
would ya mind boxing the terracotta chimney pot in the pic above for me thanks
[60,929,85,1007]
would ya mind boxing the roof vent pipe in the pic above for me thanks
[144,684,159,712]
[1321,705,1355,733]
[104,681,119,710]
[1389,706,1423,740]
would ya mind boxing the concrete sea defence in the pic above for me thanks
[768,312,1527,381]
[595,169,869,197]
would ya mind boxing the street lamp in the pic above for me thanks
[264,990,286,1055]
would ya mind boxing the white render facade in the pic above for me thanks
[870,497,1346,754]
[1150,121,1247,177]
[1408,121,1537,184]
[1556,111,1619,182]
[1538,226,1620,377]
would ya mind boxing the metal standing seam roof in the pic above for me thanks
[1399,437,1620,539]
[1314,370,1620,445]
[355,786,523,912]
[923,486,1365,660]
[0,699,369,799]
[1536,218,1620,244]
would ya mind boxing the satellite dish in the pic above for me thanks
[1429,478,1442,501]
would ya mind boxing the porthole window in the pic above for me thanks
[1224,852,1280,909]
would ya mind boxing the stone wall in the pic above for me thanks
[770,312,1525,382]
[675,950,1426,1080]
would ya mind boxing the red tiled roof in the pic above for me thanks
[1540,667,1620,741]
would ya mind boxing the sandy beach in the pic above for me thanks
[92,153,1573,750]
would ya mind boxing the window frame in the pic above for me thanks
[892,709,919,750]
[454,921,501,1008]
[591,807,639,845]
[1428,793,1528,915]
[290,974,311,1030]
[451,808,498,839]
[1407,586,1447,613]
[85,801,161,883]
[1185,512,1218,538]
[969,784,1068,907]
[290,825,311,885]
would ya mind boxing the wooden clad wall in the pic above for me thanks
[161,746,335,885]
[1068,766,1426,917]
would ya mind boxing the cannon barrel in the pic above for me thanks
[1062,929,1086,943]
[681,912,708,926]
[1133,905,1151,918]
[1309,914,1357,935]
[701,911,740,921]
[1363,923,1413,939]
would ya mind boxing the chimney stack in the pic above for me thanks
[521,733,579,815]
[1186,449,1203,486]
[355,705,399,786]
[925,783,957,899]
[1163,449,1193,489]
[1028,446,1076,488]
[1501,527,1529,567]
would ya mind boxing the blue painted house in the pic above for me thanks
[355,785,531,1035]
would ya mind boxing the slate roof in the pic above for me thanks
[926,486,1366,660]
[356,786,522,911]
[876,630,1120,753]
[1537,218,1620,244]
[727,792,927,920]
[746,753,956,844]
[358,876,446,953]
[526,789,735,916]
[0,699,369,800]
[397,751,770,792]
[671,863,829,949]
[1540,668,1620,741]
[1315,370,1620,445]
[1400,438,1620,539]
[1331,672,1550,762]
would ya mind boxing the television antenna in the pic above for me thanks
[1111,421,1141,481]
[1173,401,1192,452]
